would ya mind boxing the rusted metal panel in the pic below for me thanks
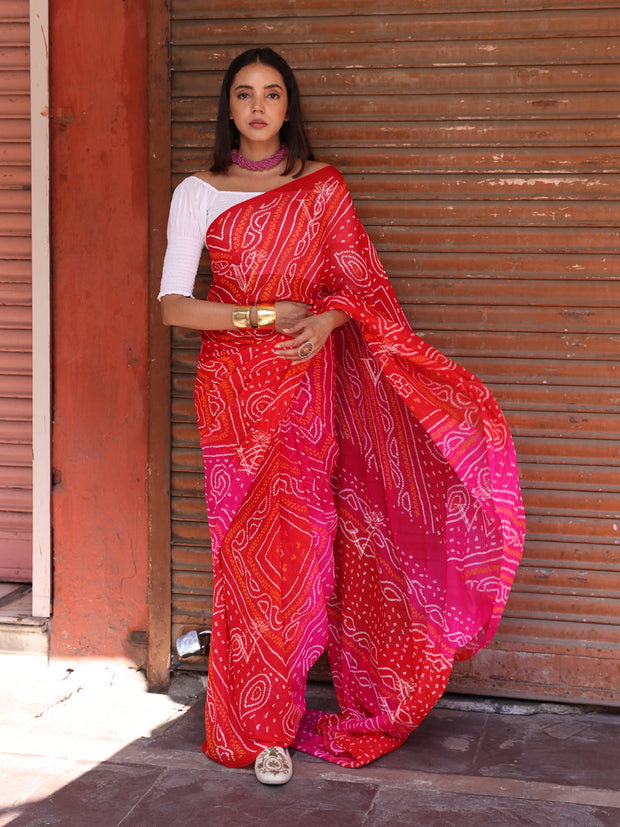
[450,648,620,705]
[416,331,618,360]
[0,465,29,486]
[0,349,31,372]
[0,46,29,69]
[0,375,31,397]
[0,213,30,235]
[173,169,620,200]
[0,398,30,420]
[0,97,29,118]
[166,1,620,703]
[0,0,32,579]
[174,90,620,122]
[0,283,29,304]
[175,65,620,98]
[175,0,620,14]
[0,329,30,350]
[174,569,214,594]
[360,200,619,227]
[0,259,29,279]
[2,2,30,18]
[367,226,620,253]
[174,37,620,72]
[291,118,620,147]
[494,385,619,413]
[518,544,620,572]
[0,141,30,164]
[172,8,620,43]
[397,279,620,307]
[0,25,28,47]
[514,566,620,597]
[0,306,31,327]
[176,145,620,177]
[0,487,30,510]
[411,306,617,333]
[301,118,620,146]
[352,171,620,198]
[0,119,29,141]
[0,234,30,258]
[0,443,30,465]
[0,71,29,93]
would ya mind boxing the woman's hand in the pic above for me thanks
[275,309,350,363]
[274,300,313,332]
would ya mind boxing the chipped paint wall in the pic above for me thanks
[49,0,149,658]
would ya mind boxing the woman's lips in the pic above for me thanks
[250,120,267,128]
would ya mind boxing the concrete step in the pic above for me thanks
[0,617,49,655]
[0,585,49,655]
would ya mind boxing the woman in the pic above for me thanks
[160,47,525,785]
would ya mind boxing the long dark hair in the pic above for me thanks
[210,48,314,178]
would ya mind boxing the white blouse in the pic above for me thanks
[158,176,263,300]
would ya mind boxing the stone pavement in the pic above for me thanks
[0,654,619,826]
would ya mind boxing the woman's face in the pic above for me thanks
[229,62,288,151]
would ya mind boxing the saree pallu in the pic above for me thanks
[195,166,525,768]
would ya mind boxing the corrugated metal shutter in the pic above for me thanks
[0,0,31,580]
[167,1,620,704]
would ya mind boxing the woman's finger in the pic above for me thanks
[276,336,321,360]
[275,331,311,350]
[275,313,331,360]
[281,319,309,336]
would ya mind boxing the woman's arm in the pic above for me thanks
[160,295,236,330]
[160,294,312,331]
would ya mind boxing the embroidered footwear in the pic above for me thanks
[254,746,293,785]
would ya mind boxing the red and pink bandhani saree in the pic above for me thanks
[194,165,525,768]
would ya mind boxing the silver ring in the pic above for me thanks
[297,341,314,359]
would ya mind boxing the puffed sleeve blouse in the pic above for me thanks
[158,176,262,300]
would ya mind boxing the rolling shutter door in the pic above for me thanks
[0,0,31,580]
[167,1,620,704]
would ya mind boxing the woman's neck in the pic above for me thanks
[236,138,281,162]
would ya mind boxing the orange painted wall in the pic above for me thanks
[49,0,150,658]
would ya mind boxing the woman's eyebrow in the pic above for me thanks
[233,83,284,91]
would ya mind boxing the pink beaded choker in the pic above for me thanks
[230,145,288,171]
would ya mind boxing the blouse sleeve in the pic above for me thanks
[158,177,210,300]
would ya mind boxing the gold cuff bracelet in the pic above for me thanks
[232,304,277,330]
[255,304,277,328]
[232,306,252,329]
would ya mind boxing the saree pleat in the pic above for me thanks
[195,166,525,768]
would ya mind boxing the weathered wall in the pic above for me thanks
[49,0,149,658]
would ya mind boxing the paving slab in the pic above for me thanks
[366,786,619,827]
[1,657,619,827]
[472,709,620,789]
[122,770,378,827]
[5,763,166,827]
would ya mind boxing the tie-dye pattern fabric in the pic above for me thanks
[194,166,525,768]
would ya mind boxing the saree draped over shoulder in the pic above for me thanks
[195,166,525,769]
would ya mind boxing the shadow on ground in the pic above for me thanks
[2,680,620,827]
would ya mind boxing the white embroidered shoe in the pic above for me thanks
[254,746,293,785]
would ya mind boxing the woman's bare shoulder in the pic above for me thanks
[303,160,333,175]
